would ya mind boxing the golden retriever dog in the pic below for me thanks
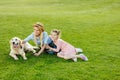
[9,37,36,60]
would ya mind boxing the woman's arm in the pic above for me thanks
[22,33,34,44]
[34,44,47,56]
[34,32,49,56]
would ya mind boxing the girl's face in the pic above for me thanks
[34,27,40,36]
[51,32,59,41]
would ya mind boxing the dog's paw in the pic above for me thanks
[33,50,36,54]
[14,58,19,60]
[24,57,27,60]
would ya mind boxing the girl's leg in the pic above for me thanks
[64,54,78,60]
[63,54,88,61]
[75,48,83,53]
[57,52,78,60]
[57,52,88,61]
[57,52,64,58]
[57,53,77,62]
[79,54,88,61]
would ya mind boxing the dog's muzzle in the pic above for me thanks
[12,42,19,48]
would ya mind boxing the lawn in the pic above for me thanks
[0,0,120,80]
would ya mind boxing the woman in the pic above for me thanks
[46,29,88,62]
[22,22,48,56]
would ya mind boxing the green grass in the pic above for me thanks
[0,0,120,80]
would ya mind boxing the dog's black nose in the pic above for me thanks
[13,42,15,44]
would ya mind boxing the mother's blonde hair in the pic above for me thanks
[33,22,44,47]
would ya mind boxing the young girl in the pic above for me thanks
[22,22,48,56]
[46,29,88,62]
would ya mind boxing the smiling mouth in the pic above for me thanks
[13,44,19,48]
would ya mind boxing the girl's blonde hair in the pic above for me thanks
[51,29,61,38]
[33,22,44,47]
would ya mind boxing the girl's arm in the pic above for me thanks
[48,41,61,52]
[48,46,60,52]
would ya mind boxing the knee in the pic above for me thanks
[63,56,69,60]
[57,53,60,57]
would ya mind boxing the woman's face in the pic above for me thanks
[34,27,40,36]
[51,32,59,41]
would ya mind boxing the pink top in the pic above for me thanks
[51,39,77,55]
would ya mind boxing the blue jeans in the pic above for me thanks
[46,41,57,54]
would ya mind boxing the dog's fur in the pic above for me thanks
[9,37,36,60]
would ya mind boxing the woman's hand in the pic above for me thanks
[46,45,50,49]
[21,40,25,44]
[46,45,52,50]
[34,53,40,56]
[34,44,46,56]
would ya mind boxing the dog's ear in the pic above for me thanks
[20,45,22,49]
[19,40,23,49]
